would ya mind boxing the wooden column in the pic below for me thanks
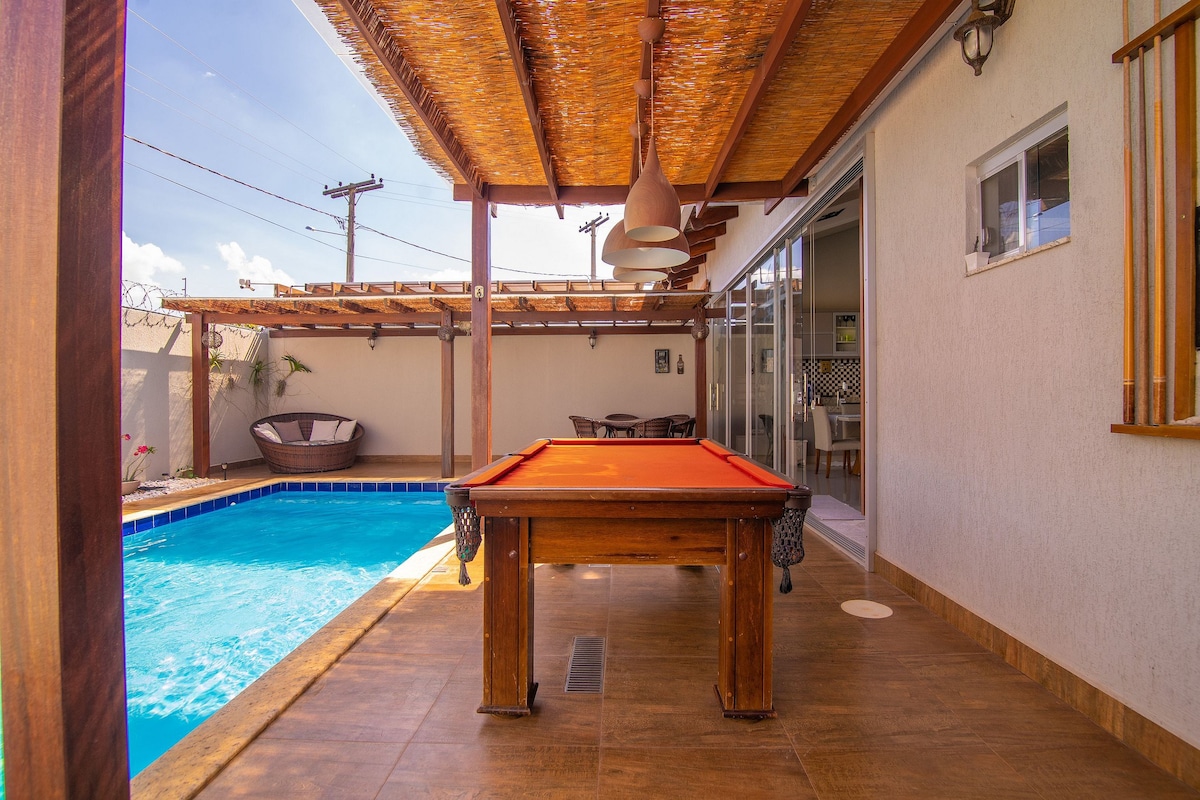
[471,192,492,469]
[441,308,456,477]
[1175,19,1197,420]
[190,314,211,478]
[694,312,708,437]
[0,0,132,796]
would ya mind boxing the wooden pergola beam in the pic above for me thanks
[686,222,726,247]
[336,0,485,195]
[494,0,563,218]
[471,192,492,469]
[692,205,739,228]
[773,0,961,209]
[453,180,807,205]
[700,0,813,211]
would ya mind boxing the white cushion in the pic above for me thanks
[334,419,357,442]
[310,419,340,441]
[254,423,282,444]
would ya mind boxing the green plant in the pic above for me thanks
[275,354,312,397]
[250,359,267,388]
[209,350,225,373]
[174,466,195,479]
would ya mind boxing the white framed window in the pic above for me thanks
[972,111,1070,263]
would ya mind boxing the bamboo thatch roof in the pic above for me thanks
[309,0,961,206]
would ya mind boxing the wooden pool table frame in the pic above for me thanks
[447,438,810,720]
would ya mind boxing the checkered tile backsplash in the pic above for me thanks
[803,357,860,398]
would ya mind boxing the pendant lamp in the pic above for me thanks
[601,219,690,272]
[613,266,670,284]
[622,15,681,243]
[623,139,682,242]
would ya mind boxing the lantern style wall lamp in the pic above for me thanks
[367,329,378,350]
[588,329,598,349]
[953,0,1015,76]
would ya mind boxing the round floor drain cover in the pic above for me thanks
[841,599,893,618]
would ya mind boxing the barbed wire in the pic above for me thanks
[122,281,186,327]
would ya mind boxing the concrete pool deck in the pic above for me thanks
[125,464,1199,799]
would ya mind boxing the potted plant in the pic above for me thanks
[121,434,156,495]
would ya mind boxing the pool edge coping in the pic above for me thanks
[129,503,457,799]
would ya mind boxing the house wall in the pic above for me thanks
[705,0,1200,751]
[120,310,265,478]
[268,331,696,457]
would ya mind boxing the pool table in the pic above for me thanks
[446,438,811,719]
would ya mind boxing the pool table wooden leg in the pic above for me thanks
[479,515,536,715]
[716,517,775,719]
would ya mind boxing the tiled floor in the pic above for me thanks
[176,487,1197,799]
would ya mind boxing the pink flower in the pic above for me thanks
[122,438,157,482]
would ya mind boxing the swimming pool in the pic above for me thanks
[0,482,453,794]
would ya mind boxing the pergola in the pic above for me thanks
[2,0,968,796]
[164,280,718,476]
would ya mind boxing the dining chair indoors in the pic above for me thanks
[811,405,860,477]
[632,417,674,438]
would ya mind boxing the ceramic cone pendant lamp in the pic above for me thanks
[622,138,681,242]
[601,220,690,271]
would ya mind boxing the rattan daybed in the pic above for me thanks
[250,412,364,474]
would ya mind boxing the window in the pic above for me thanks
[974,113,1070,261]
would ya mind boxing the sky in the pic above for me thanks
[121,0,621,300]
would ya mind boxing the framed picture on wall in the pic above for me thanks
[655,348,670,373]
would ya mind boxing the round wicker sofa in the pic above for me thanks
[250,412,364,474]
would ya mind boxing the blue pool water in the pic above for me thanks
[0,487,451,793]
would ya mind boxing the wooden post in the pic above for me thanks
[471,191,492,469]
[1174,19,1198,420]
[441,308,456,477]
[191,313,212,478]
[694,311,708,437]
[0,0,132,796]
[1137,49,1151,425]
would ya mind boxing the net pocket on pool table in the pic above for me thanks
[451,503,481,585]
[771,505,807,594]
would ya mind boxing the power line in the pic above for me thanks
[125,85,330,188]
[128,8,369,177]
[126,135,340,220]
[125,160,444,272]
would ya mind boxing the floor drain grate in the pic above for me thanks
[564,635,606,693]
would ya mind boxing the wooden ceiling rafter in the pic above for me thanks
[335,0,486,196]
[770,0,961,212]
[494,0,563,218]
[686,222,725,247]
[451,180,807,205]
[698,0,814,216]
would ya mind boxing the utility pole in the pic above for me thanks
[323,175,384,282]
[578,213,610,280]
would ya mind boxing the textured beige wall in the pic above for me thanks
[120,311,266,476]
[269,331,696,457]
[704,0,1200,750]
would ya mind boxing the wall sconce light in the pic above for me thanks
[588,329,598,349]
[676,354,684,374]
[953,0,1014,76]
[367,329,378,351]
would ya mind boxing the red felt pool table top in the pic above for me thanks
[458,438,793,490]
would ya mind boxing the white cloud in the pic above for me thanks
[218,241,295,286]
[122,233,185,286]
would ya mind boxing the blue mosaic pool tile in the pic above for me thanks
[250,487,262,499]
[169,508,186,523]
[317,482,332,492]
[122,520,136,536]
[420,482,439,493]
[199,500,214,514]
[362,482,378,492]
[134,516,154,533]
[331,482,347,492]
[347,482,362,492]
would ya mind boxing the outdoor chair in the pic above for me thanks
[667,414,694,437]
[632,417,674,438]
[250,412,364,474]
[569,415,602,437]
[811,405,859,477]
[604,413,639,437]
